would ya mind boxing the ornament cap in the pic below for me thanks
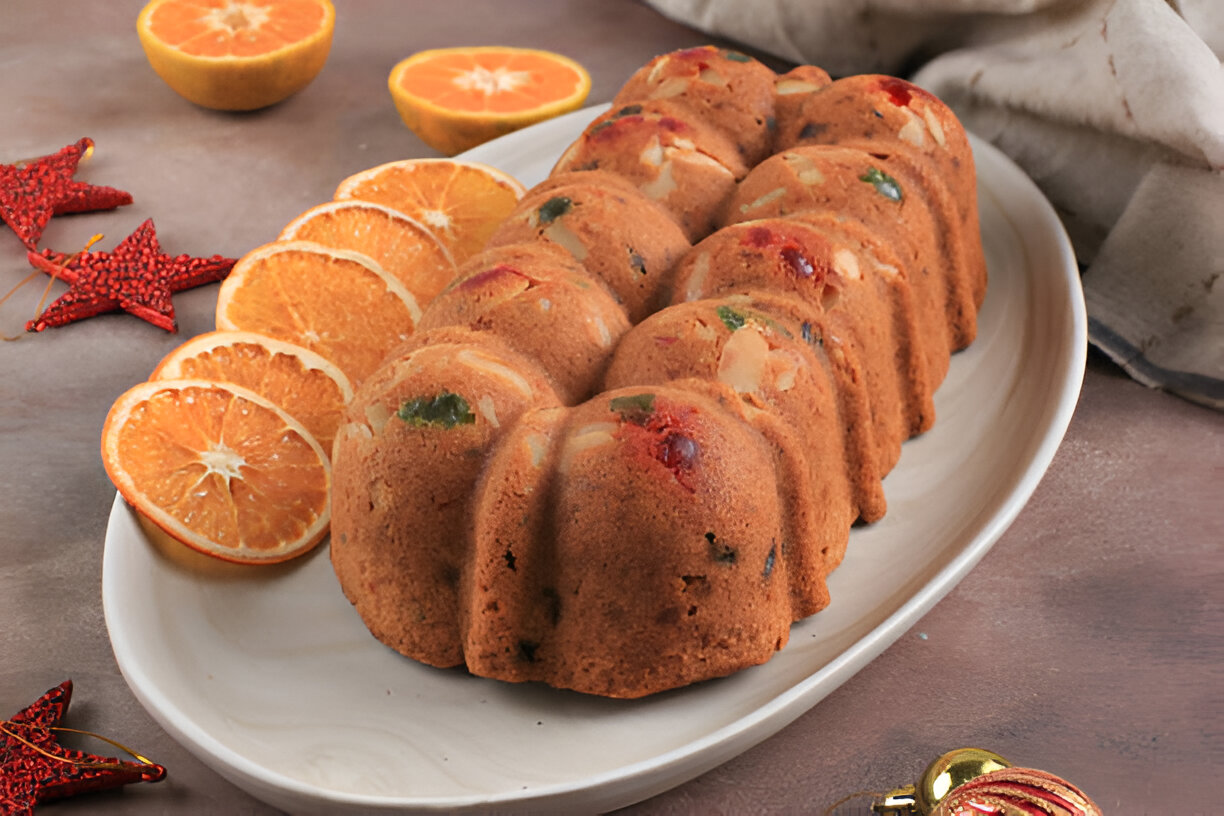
[873,783,918,814]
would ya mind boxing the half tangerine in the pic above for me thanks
[388,46,591,155]
[136,0,335,110]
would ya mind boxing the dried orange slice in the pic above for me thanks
[278,200,457,308]
[150,330,353,456]
[334,158,524,264]
[102,378,331,564]
[136,0,335,111]
[215,240,420,385]
[388,46,591,156]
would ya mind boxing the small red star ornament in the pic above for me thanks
[0,138,133,250]
[25,218,236,332]
[1,680,165,816]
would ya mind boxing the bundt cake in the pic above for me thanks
[330,46,987,698]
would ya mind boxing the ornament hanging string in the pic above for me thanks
[0,272,41,337]
[1,233,103,340]
[0,718,160,775]
[823,789,891,815]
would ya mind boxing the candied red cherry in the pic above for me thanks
[658,431,699,471]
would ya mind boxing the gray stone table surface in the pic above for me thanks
[1,1,1220,814]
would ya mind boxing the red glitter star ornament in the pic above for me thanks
[1,680,165,816]
[25,218,236,332]
[0,138,133,250]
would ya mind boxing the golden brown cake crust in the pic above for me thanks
[329,47,987,698]
[487,171,691,322]
[613,45,780,166]
[419,243,630,403]
[330,330,560,667]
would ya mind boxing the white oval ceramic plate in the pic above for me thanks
[103,105,1086,815]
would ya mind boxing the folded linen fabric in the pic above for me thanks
[644,0,1224,409]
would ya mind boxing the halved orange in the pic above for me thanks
[388,46,591,156]
[278,200,458,308]
[102,378,331,564]
[150,330,353,456]
[136,0,335,111]
[334,158,525,264]
[215,240,420,385]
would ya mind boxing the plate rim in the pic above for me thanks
[103,105,1086,813]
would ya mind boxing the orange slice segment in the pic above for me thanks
[215,240,419,385]
[334,158,525,265]
[150,330,354,456]
[102,378,330,564]
[388,46,591,155]
[278,200,458,308]
[136,0,335,110]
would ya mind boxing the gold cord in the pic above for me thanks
[0,720,159,772]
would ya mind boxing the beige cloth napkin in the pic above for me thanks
[645,0,1224,409]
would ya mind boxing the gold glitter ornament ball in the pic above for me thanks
[930,766,1104,816]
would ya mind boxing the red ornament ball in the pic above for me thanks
[931,766,1103,816]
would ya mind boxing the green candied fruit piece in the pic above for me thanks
[537,196,573,225]
[397,392,475,429]
[716,304,794,338]
[590,105,642,135]
[723,50,752,63]
[716,305,747,332]
[860,167,903,202]
[610,392,655,424]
